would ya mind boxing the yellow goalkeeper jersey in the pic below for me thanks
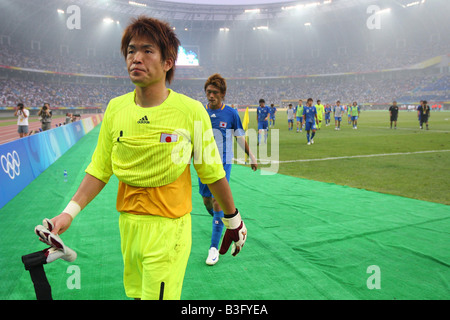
[86,89,225,218]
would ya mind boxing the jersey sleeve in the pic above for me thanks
[232,109,245,137]
[191,103,226,185]
[85,103,114,184]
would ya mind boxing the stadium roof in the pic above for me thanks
[158,0,298,4]
[71,0,372,22]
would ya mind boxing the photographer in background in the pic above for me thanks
[38,103,52,131]
[14,103,29,138]
[65,112,72,125]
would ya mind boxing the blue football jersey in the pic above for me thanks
[257,105,270,122]
[303,106,317,123]
[205,103,244,165]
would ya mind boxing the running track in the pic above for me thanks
[0,114,99,145]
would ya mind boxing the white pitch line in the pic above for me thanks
[235,149,450,164]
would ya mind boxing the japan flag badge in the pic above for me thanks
[160,133,178,143]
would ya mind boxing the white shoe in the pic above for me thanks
[206,247,219,266]
[307,141,311,145]
[311,139,314,144]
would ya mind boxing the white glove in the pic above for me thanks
[34,218,77,263]
[219,210,247,256]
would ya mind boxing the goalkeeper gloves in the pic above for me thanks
[34,218,77,263]
[219,209,247,256]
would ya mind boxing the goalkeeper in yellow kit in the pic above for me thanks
[42,16,247,300]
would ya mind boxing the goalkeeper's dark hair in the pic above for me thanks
[121,16,180,84]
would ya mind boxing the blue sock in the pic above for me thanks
[211,211,224,249]
[311,132,316,139]
[307,133,310,142]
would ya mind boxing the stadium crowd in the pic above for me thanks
[0,43,448,108]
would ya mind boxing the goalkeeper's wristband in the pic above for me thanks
[224,208,239,219]
[63,201,81,219]
[222,209,242,230]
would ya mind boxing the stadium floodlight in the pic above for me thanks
[220,28,230,32]
[252,26,269,30]
[323,0,332,4]
[375,8,391,15]
[103,18,114,24]
[128,1,147,7]
[404,1,420,7]
[282,4,305,11]
[305,2,321,8]
[57,9,65,14]
[245,9,261,13]
[304,22,312,26]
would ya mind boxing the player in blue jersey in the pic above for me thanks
[324,104,332,126]
[303,98,318,145]
[257,98,270,145]
[200,73,257,266]
[333,100,344,130]
[269,104,277,127]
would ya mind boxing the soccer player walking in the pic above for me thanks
[42,17,247,300]
[303,98,318,145]
[333,100,344,130]
[296,99,304,133]
[200,73,257,266]
[269,103,277,127]
[315,99,325,130]
[350,101,360,129]
[256,99,270,145]
[324,104,332,126]
[287,104,295,131]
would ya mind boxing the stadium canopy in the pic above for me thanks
[158,0,298,4]
[71,0,375,22]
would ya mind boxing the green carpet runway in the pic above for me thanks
[1,125,449,300]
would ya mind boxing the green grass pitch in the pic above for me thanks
[237,110,450,205]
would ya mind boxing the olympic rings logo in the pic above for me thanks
[1,150,20,180]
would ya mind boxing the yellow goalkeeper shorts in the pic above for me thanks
[119,212,192,300]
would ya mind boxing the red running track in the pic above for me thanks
[0,114,100,145]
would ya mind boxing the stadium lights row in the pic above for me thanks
[244,0,331,14]
[375,8,391,15]
[250,22,311,31]
[57,9,120,25]
[103,18,120,24]
[402,0,426,8]
[128,1,147,7]
[281,0,331,11]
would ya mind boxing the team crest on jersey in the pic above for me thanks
[160,133,178,143]
[219,121,227,128]
[137,115,150,124]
